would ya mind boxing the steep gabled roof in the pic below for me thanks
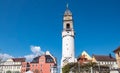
[93,54,116,61]
[77,51,92,60]
[113,46,120,53]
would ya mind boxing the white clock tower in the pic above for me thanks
[61,4,75,68]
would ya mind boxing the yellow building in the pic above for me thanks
[113,46,120,68]
[77,51,92,64]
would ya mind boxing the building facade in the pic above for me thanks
[113,46,120,68]
[29,51,57,73]
[0,58,25,73]
[61,4,75,69]
[77,51,92,64]
[21,62,30,73]
[92,54,118,69]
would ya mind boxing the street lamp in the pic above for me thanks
[98,63,100,73]
[78,62,80,73]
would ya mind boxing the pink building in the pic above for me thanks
[21,62,30,73]
[29,51,57,73]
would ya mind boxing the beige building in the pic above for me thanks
[0,58,25,73]
[113,46,120,68]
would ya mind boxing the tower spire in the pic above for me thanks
[66,3,69,9]
[64,3,72,16]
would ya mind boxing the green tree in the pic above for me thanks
[62,62,77,73]
[62,62,97,73]
[6,70,12,73]
[14,71,20,73]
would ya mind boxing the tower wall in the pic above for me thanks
[62,33,74,58]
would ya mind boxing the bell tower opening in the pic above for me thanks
[66,23,70,29]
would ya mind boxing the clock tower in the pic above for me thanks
[61,4,75,68]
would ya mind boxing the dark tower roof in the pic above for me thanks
[64,4,72,16]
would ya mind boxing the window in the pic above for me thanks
[50,64,52,67]
[17,66,20,69]
[118,52,120,57]
[66,23,70,29]
[40,59,44,62]
[47,58,53,63]
[40,64,42,67]
[66,44,68,46]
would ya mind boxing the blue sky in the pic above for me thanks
[0,0,120,64]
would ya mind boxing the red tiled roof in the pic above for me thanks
[93,55,116,61]
[113,46,120,53]
[12,58,25,62]
[77,55,86,60]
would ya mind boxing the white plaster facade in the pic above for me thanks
[0,58,25,73]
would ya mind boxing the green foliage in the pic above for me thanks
[62,62,77,73]
[14,71,20,73]
[6,70,12,73]
[62,62,97,73]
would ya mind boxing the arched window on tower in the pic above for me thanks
[66,23,70,29]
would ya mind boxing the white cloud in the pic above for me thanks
[24,45,44,62]
[31,46,44,54]
[0,53,13,61]
[0,46,44,62]
[24,54,35,62]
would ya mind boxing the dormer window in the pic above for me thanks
[46,58,53,63]
[66,23,70,29]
